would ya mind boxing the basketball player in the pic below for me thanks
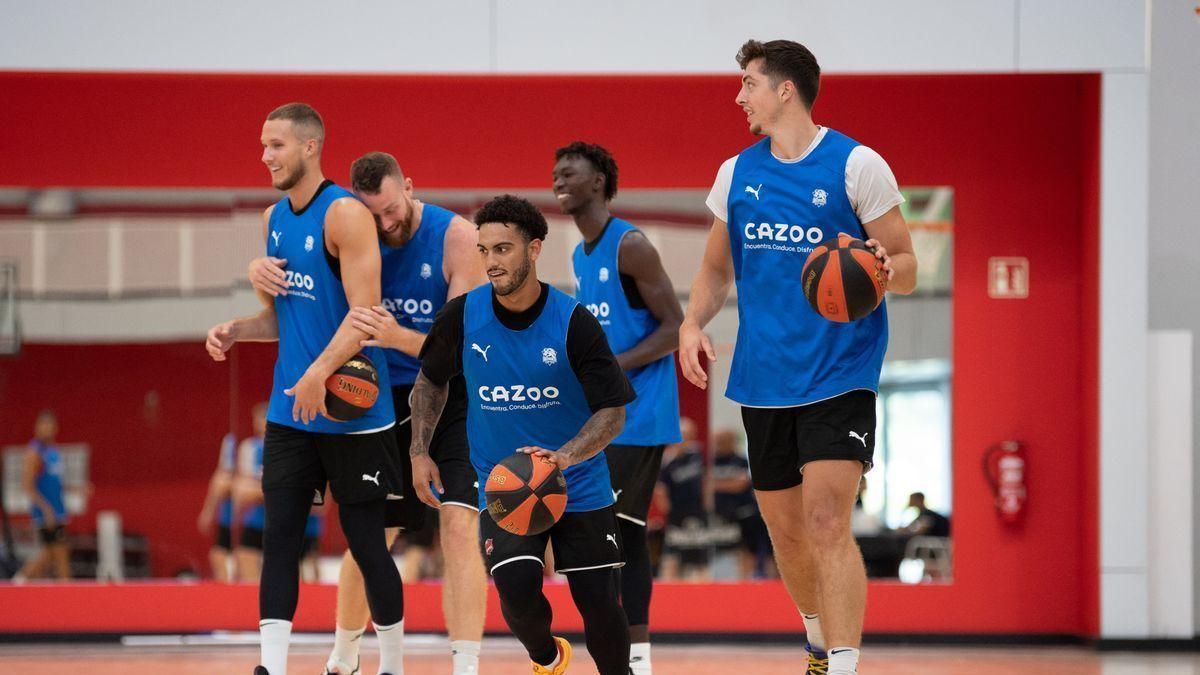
[15,410,71,581]
[198,433,237,582]
[254,151,489,674]
[412,195,634,675]
[205,102,405,675]
[230,404,267,583]
[678,41,917,675]
[553,141,682,675]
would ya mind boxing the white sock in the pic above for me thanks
[629,641,652,674]
[374,619,405,674]
[828,647,860,675]
[801,612,825,652]
[328,625,365,673]
[259,619,292,675]
[450,639,481,674]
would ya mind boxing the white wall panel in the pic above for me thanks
[1018,0,1148,71]
[0,0,493,72]
[2,0,1157,75]
[495,0,1017,73]
[1147,330,1194,637]
[1100,71,1150,636]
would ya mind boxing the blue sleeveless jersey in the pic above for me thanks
[265,183,394,433]
[380,203,455,386]
[571,218,681,446]
[217,434,235,528]
[726,130,888,406]
[30,439,67,525]
[241,437,266,529]
[462,286,613,513]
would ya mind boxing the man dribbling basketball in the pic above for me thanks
[411,195,634,675]
[205,103,406,675]
[678,40,917,675]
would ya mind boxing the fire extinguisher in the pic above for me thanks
[982,440,1026,524]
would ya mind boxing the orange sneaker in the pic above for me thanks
[532,636,573,674]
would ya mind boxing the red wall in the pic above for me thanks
[0,72,1099,635]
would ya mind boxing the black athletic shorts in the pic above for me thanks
[480,506,624,575]
[664,512,710,567]
[391,381,477,528]
[239,526,264,551]
[214,524,232,551]
[741,389,876,491]
[605,444,665,526]
[262,421,404,508]
[404,506,439,548]
[39,524,67,545]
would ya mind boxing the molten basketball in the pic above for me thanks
[801,233,886,322]
[484,453,568,536]
[324,353,380,421]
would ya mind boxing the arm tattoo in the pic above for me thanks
[409,371,449,458]
[557,406,625,467]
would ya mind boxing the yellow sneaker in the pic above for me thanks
[805,643,829,674]
[532,636,572,674]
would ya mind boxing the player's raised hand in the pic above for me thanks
[249,256,289,297]
[411,453,444,509]
[864,239,894,284]
[205,320,237,361]
[285,372,328,425]
[678,320,715,389]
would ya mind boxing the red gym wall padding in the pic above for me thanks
[0,72,1099,635]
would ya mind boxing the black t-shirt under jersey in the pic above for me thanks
[419,282,635,413]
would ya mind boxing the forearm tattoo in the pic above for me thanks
[410,371,448,458]
[558,406,625,467]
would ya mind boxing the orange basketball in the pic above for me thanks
[801,233,886,322]
[324,353,380,421]
[484,453,568,536]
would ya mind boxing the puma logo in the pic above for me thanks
[471,343,491,362]
[362,471,381,485]
[606,533,618,548]
[849,431,870,447]
[745,184,762,200]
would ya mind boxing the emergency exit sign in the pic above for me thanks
[989,257,1029,299]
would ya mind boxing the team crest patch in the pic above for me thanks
[304,235,315,252]
[599,267,610,283]
[420,262,432,279]
[812,189,828,207]
[542,347,558,366]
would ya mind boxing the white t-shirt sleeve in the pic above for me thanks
[705,155,739,222]
[846,145,905,224]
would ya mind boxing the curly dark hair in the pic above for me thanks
[555,141,619,201]
[474,194,549,242]
[736,39,821,109]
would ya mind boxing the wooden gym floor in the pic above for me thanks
[1,638,1199,674]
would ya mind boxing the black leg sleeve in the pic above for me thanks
[567,568,630,675]
[492,559,558,666]
[259,487,314,621]
[338,499,404,626]
[618,518,653,628]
